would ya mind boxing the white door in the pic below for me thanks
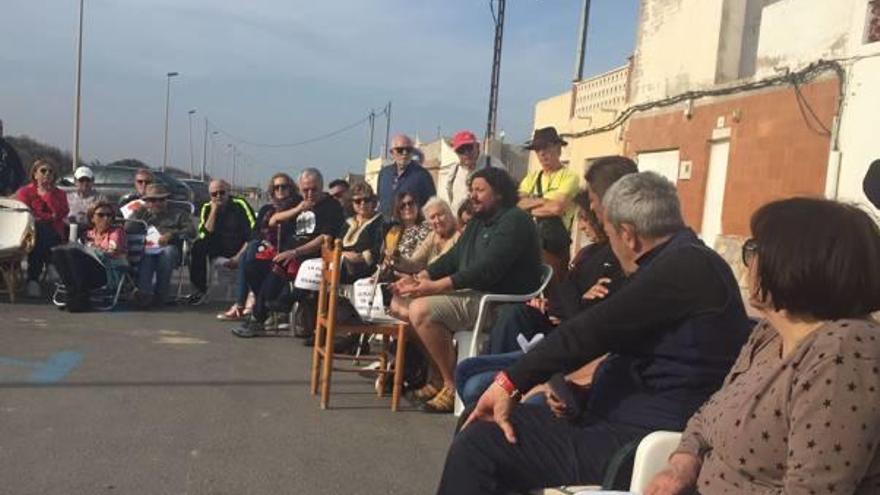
[701,140,731,248]
[636,150,680,185]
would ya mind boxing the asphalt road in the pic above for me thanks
[0,301,455,495]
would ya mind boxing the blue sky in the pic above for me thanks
[1,0,638,186]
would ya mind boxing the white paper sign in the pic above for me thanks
[144,226,162,254]
[293,258,324,290]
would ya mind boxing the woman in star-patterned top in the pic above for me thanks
[645,198,880,495]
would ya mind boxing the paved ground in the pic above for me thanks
[0,300,456,495]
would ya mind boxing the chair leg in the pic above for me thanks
[310,322,324,396]
[391,325,407,412]
[0,264,13,303]
[320,322,335,409]
[377,334,389,397]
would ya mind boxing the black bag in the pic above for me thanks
[531,171,572,254]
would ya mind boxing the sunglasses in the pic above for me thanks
[210,190,227,197]
[95,212,113,218]
[273,183,291,191]
[455,144,477,155]
[136,179,152,185]
[399,200,416,209]
[352,197,375,205]
[391,146,413,155]
[37,168,53,175]
[741,238,758,267]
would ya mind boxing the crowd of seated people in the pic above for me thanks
[5,137,879,495]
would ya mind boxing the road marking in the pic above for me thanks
[0,351,83,383]
[154,336,208,345]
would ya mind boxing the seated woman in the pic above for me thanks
[391,196,459,275]
[646,197,880,495]
[15,157,69,298]
[386,191,431,260]
[217,173,301,321]
[51,201,127,312]
[339,182,384,283]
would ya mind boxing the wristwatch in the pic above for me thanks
[494,371,522,402]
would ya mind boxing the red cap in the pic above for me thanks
[451,130,479,151]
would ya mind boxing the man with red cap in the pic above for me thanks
[445,130,503,211]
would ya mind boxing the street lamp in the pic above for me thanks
[227,143,237,190]
[209,130,219,179]
[187,109,196,178]
[72,0,85,170]
[162,71,179,172]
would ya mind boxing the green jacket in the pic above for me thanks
[132,206,196,243]
[427,206,542,295]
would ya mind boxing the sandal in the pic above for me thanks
[410,376,443,402]
[217,304,245,321]
[421,385,455,414]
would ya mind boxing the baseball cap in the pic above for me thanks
[73,166,94,180]
[451,130,479,151]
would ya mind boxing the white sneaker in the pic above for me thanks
[25,280,41,298]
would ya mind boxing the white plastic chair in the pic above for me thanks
[628,431,683,493]
[453,263,554,414]
[0,198,35,303]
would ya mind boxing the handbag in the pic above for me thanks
[531,171,572,254]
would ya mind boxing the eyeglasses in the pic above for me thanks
[741,238,758,267]
[273,183,292,191]
[399,200,416,209]
[352,197,374,205]
[95,212,113,218]
[37,168,53,175]
[391,146,413,155]
[455,144,477,155]
[136,179,152,185]
[210,190,227,197]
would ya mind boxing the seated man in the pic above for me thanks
[394,167,542,413]
[436,172,752,494]
[131,183,195,308]
[187,179,256,305]
[232,167,345,338]
[119,168,154,216]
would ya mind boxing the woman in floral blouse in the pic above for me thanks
[646,197,880,495]
[51,201,127,312]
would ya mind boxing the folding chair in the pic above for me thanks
[309,236,409,411]
[0,198,35,303]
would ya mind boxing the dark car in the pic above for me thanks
[59,165,192,205]
[180,179,210,210]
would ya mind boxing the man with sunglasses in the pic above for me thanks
[131,183,195,308]
[376,134,436,217]
[444,130,504,212]
[187,179,256,305]
[119,168,155,209]
[66,166,103,228]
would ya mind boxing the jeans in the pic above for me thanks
[137,245,179,303]
[437,404,650,495]
[487,304,555,354]
[235,240,259,306]
[455,352,523,409]
[28,222,62,281]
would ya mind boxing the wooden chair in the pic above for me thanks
[309,236,408,411]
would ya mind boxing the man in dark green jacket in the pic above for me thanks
[395,167,542,413]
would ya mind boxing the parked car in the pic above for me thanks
[59,166,192,206]
[180,179,210,210]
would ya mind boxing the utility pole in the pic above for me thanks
[187,109,196,178]
[201,117,208,181]
[162,71,179,172]
[72,0,84,170]
[366,110,376,160]
[484,0,505,168]
[383,101,392,158]
[573,0,591,81]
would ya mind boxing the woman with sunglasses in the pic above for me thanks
[387,191,431,260]
[218,173,302,321]
[339,182,384,283]
[15,158,69,297]
[645,197,880,495]
[51,201,127,312]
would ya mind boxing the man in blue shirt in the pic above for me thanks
[376,134,436,217]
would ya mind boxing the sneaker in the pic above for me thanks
[231,318,265,338]
[188,291,208,306]
[25,280,41,298]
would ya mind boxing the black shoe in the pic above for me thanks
[187,291,208,306]
[232,318,265,338]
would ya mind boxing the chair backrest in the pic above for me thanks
[315,236,343,334]
[531,263,554,299]
[123,218,148,266]
[0,198,35,255]
[628,431,683,493]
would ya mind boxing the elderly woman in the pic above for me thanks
[392,196,459,274]
[15,158,69,297]
[339,182,384,283]
[646,197,880,495]
[51,201,127,312]
[218,173,301,320]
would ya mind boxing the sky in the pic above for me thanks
[0,0,638,187]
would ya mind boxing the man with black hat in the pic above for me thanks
[518,126,580,280]
[131,183,195,307]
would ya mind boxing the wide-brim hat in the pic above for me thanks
[523,126,568,150]
[142,183,171,200]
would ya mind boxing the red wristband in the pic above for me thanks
[494,371,520,400]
